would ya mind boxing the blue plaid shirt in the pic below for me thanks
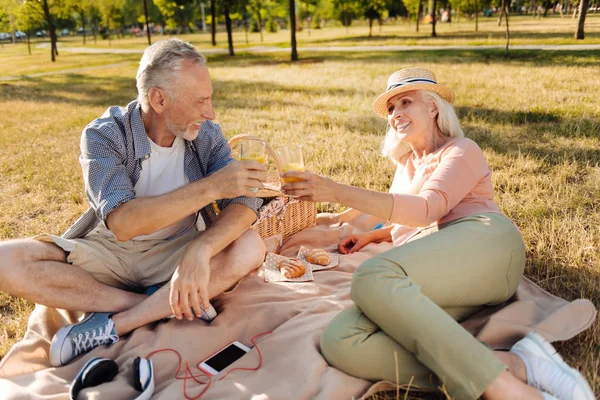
[62,100,262,239]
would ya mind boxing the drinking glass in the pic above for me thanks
[240,139,266,165]
[278,145,305,184]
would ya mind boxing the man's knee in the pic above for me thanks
[232,229,266,269]
[0,239,66,292]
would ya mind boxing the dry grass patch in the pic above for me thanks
[0,49,598,398]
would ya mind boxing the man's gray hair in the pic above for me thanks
[136,38,207,110]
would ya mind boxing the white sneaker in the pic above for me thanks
[510,331,595,400]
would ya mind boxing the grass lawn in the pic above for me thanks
[0,47,598,398]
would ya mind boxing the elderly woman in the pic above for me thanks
[281,69,594,400]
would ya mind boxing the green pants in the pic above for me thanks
[320,213,526,400]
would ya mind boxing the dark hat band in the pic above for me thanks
[386,78,437,92]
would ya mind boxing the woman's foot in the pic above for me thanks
[510,331,595,400]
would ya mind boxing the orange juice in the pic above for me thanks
[282,163,305,183]
[241,154,266,164]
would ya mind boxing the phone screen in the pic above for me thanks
[204,344,248,372]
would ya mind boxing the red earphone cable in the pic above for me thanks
[146,331,272,399]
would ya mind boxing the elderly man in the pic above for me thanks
[0,39,267,366]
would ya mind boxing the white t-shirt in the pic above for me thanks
[132,136,197,240]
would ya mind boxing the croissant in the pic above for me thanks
[306,249,330,266]
[278,258,306,279]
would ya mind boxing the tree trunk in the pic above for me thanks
[41,0,57,61]
[289,0,298,61]
[211,0,216,46]
[431,0,437,36]
[498,6,505,25]
[345,11,349,33]
[448,3,452,22]
[81,9,86,45]
[369,18,373,36]
[224,5,234,56]
[457,7,460,22]
[27,27,31,54]
[256,9,263,42]
[504,0,510,56]
[473,0,478,31]
[417,0,422,32]
[143,0,151,45]
[575,0,589,38]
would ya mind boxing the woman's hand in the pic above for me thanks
[338,232,376,254]
[280,171,338,202]
[338,226,394,254]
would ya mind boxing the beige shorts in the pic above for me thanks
[36,228,199,292]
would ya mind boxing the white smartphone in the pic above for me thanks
[197,341,251,376]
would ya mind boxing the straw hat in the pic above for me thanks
[373,68,455,118]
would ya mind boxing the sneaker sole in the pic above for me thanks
[49,313,94,367]
[526,331,596,400]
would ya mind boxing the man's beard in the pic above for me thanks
[165,116,199,141]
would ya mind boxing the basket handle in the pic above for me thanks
[229,134,283,172]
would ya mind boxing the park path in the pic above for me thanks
[36,41,600,54]
[2,42,599,81]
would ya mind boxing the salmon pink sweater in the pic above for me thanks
[389,137,503,246]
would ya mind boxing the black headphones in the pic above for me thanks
[70,356,154,400]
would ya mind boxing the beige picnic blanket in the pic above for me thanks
[0,213,596,399]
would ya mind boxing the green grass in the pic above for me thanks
[0,47,598,399]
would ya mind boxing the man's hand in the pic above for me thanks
[169,241,212,320]
[209,160,267,199]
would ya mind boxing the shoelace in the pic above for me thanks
[72,318,119,355]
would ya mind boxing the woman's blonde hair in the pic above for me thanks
[381,90,464,163]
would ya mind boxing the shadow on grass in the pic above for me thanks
[458,105,600,142]
[0,74,136,106]
[208,49,600,68]
[308,29,600,45]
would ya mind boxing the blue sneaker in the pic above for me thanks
[49,312,119,367]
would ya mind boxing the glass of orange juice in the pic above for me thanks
[278,145,305,184]
[240,139,266,193]
[240,139,266,165]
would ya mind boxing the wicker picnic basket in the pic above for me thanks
[228,134,317,241]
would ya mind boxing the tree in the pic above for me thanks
[332,0,358,32]
[154,0,198,33]
[289,0,298,61]
[210,0,216,45]
[248,0,265,42]
[298,0,317,35]
[431,0,438,36]
[142,0,151,45]
[575,0,588,38]
[473,0,478,31]
[31,0,62,61]
[224,1,234,55]
[403,0,422,32]
[65,0,93,45]
[99,0,124,46]
[0,0,13,49]
[360,0,386,37]
[500,0,510,55]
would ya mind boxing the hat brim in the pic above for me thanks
[373,83,455,118]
